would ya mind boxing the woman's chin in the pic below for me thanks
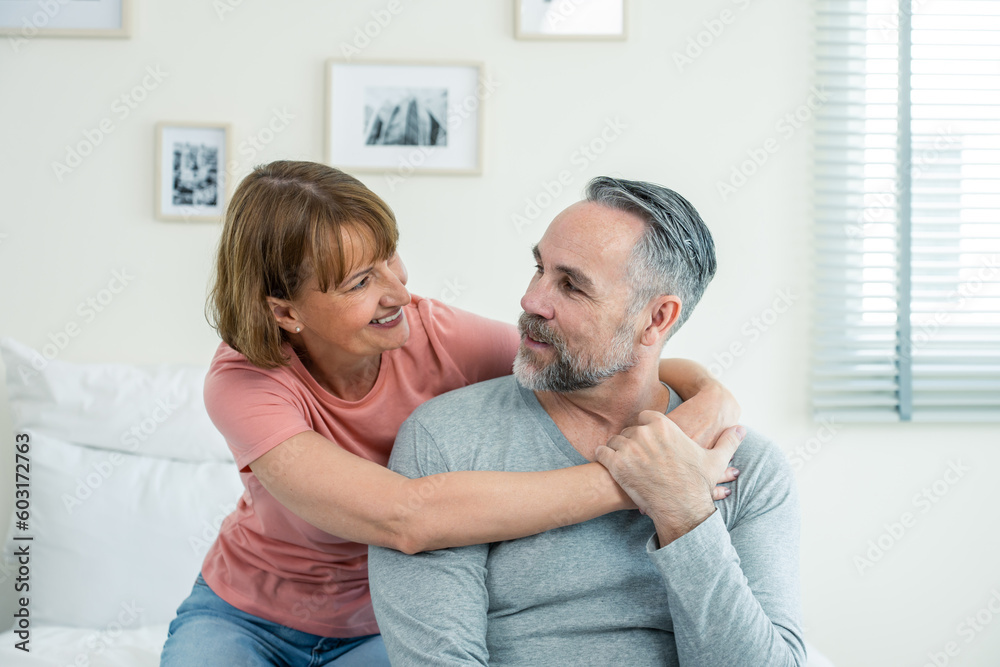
[371,318,409,352]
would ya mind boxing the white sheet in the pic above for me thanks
[0,623,168,667]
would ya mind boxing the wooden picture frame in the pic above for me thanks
[0,0,131,38]
[154,122,231,223]
[325,59,485,176]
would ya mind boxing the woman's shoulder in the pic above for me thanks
[404,295,515,343]
[205,341,303,397]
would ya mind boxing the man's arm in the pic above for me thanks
[368,417,490,665]
[596,415,805,666]
[649,439,804,666]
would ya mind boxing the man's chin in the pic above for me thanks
[512,353,546,389]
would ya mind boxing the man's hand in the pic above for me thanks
[595,412,746,547]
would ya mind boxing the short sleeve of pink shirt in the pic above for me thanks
[200,295,518,637]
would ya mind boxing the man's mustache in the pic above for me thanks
[517,312,561,348]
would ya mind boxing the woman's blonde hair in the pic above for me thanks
[207,160,398,368]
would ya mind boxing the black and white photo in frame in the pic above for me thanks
[155,123,230,222]
[515,0,626,40]
[326,61,483,175]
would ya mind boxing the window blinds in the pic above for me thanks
[813,0,1000,422]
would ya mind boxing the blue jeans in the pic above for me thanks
[160,574,389,667]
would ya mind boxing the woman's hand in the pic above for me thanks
[657,358,741,447]
[656,358,741,499]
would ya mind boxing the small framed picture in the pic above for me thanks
[325,60,484,175]
[0,0,131,38]
[515,0,626,40]
[154,123,231,222]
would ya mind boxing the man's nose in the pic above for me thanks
[520,275,553,320]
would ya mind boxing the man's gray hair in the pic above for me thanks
[585,176,717,339]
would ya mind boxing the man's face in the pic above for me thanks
[514,201,647,393]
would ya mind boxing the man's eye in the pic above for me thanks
[563,280,578,292]
[534,264,543,274]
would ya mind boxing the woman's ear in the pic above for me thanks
[266,296,303,334]
[640,295,682,347]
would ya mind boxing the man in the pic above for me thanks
[368,177,805,666]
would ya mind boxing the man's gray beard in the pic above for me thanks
[513,312,639,393]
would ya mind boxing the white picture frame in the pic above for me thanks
[154,122,231,223]
[515,0,627,40]
[325,60,484,176]
[0,0,131,38]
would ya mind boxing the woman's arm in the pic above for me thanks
[658,358,741,448]
[250,430,633,554]
[246,358,739,555]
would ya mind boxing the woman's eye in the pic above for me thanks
[351,275,370,291]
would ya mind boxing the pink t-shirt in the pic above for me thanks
[200,295,519,637]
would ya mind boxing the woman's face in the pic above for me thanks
[286,229,411,365]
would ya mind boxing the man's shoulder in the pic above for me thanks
[721,426,799,523]
[390,376,528,475]
[731,427,788,471]
[407,375,523,429]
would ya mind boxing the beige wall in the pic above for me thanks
[1,1,998,664]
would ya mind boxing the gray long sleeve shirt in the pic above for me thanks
[368,377,805,666]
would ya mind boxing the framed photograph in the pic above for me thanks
[0,0,131,38]
[325,60,484,175]
[154,123,231,222]
[515,0,626,40]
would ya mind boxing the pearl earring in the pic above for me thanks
[295,327,301,333]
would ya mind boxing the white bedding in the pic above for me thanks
[0,624,168,666]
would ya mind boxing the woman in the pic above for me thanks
[160,161,739,666]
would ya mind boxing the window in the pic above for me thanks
[813,0,1000,421]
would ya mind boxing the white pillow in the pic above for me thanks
[1,339,245,628]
